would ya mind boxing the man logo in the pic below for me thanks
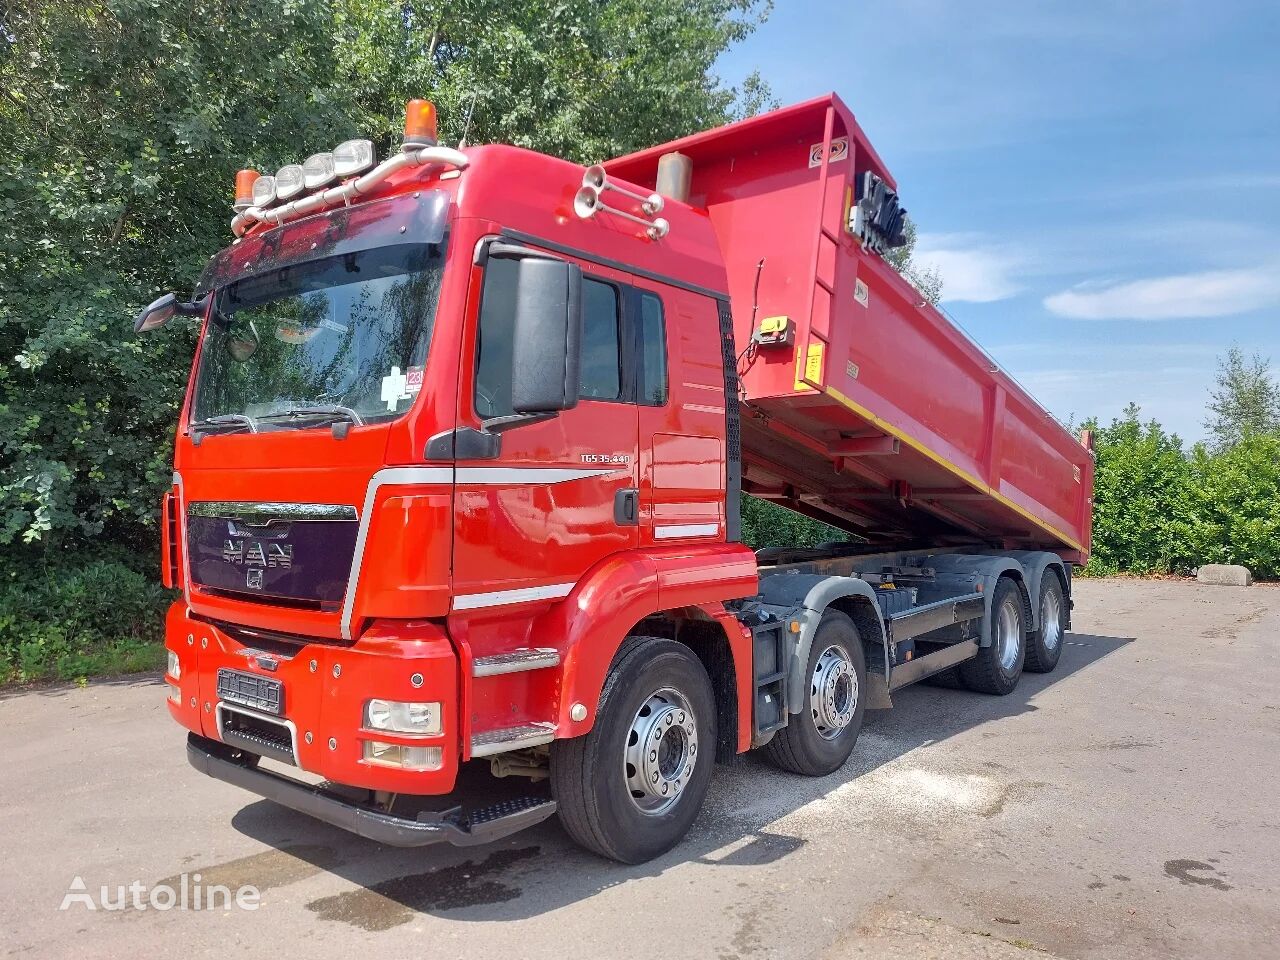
[246,569,264,590]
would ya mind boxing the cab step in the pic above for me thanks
[472,648,561,677]
[470,722,557,758]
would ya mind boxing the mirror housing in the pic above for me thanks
[509,259,583,414]
[134,292,207,334]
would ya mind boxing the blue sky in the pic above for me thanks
[717,0,1280,441]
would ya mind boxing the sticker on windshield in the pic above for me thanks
[406,366,424,394]
[380,367,411,410]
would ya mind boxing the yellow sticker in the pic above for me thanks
[795,341,826,391]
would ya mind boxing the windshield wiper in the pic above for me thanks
[257,404,366,427]
[190,413,258,439]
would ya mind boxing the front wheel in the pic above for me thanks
[763,609,867,776]
[550,637,716,863]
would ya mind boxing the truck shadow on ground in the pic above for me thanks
[224,630,1131,929]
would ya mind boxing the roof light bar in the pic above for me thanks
[333,139,375,177]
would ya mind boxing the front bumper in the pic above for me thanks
[164,602,460,795]
[187,735,556,847]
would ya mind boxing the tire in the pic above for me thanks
[960,577,1026,695]
[764,609,867,776]
[550,637,717,863]
[1025,570,1065,674]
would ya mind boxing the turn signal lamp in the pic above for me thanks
[333,139,375,177]
[303,152,337,189]
[403,99,439,147]
[251,175,277,207]
[275,163,306,201]
[233,169,259,211]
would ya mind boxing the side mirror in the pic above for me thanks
[133,292,207,334]
[510,259,583,414]
[134,293,179,333]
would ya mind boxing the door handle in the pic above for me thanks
[614,488,638,526]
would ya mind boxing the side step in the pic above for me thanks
[473,648,561,677]
[471,722,557,758]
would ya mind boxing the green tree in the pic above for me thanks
[331,0,772,163]
[0,0,771,551]
[1184,433,1280,577]
[1083,403,1194,576]
[1204,345,1280,451]
[740,495,847,551]
[884,217,943,305]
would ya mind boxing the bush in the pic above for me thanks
[1184,433,1280,578]
[1082,408,1195,576]
[0,552,172,684]
[741,494,848,550]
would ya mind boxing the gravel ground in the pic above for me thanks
[2,577,1278,959]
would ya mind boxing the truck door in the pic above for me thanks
[451,253,640,610]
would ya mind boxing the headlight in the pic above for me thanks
[251,174,277,207]
[333,139,375,177]
[363,741,443,771]
[364,699,441,735]
[275,164,305,200]
[167,649,180,680]
[303,152,336,189]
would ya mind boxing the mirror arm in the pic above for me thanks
[482,412,556,434]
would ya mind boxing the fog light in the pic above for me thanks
[363,741,443,771]
[333,139,375,177]
[275,164,305,200]
[167,649,180,680]
[365,699,441,735]
[251,174,277,207]
[167,682,181,705]
[303,152,336,189]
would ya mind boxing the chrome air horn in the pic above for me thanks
[574,165,670,240]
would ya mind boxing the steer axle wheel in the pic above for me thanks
[551,637,716,863]
[764,609,867,777]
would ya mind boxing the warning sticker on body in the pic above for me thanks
[809,136,849,168]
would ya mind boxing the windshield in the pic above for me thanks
[192,241,446,428]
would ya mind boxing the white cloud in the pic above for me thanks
[1043,266,1280,320]
[912,234,1023,303]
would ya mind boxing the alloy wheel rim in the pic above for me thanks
[1041,588,1062,652]
[997,597,1022,671]
[624,687,698,815]
[812,644,858,740]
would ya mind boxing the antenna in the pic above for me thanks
[457,92,479,149]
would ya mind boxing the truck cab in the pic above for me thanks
[144,96,1089,863]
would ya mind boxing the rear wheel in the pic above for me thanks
[960,578,1026,695]
[764,610,866,776]
[1025,570,1065,673]
[550,637,716,863]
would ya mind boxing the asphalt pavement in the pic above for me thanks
[3,578,1278,959]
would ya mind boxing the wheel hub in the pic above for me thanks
[812,645,858,740]
[997,597,1022,670]
[1041,588,1062,652]
[624,688,698,815]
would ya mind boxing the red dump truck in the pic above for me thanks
[137,94,1094,863]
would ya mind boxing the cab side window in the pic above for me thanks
[638,292,668,405]
[474,257,518,418]
[580,279,622,401]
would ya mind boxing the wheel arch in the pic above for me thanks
[758,573,892,713]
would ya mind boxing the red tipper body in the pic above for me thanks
[606,94,1092,559]
[161,93,1092,851]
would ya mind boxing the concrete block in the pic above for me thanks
[1196,564,1253,587]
